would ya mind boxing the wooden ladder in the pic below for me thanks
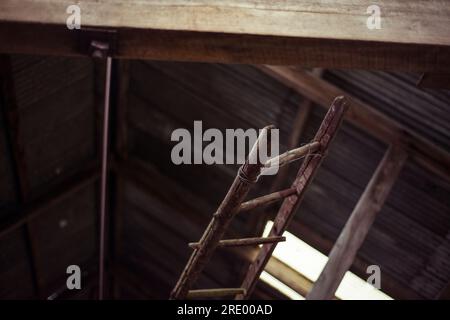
[170,96,348,300]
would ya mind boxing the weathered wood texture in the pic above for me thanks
[307,145,408,300]
[1,1,450,71]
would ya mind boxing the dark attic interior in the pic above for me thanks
[1,1,450,301]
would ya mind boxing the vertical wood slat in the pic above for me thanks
[236,96,349,299]
[306,145,408,300]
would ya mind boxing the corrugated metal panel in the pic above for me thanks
[324,70,450,151]
[10,55,96,197]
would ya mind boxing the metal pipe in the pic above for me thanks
[99,56,112,300]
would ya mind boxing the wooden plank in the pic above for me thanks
[2,1,450,46]
[306,145,408,300]
[237,96,348,299]
[1,1,450,71]
[260,66,450,181]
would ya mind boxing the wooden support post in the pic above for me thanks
[306,145,408,300]
[170,126,273,300]
[236,96,348,299]
[189,236,285,249]
[239,188,296,213]
[187,288,246,299]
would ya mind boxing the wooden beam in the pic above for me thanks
[260,66,450,181]
[1,1,450,71]
[306,145,408,300]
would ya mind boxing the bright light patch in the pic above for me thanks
[262,221,392,300]
[260,271,305,300]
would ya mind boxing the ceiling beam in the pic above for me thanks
[259,66,450,181]
[1,1,450,71]
[306,145,408,300]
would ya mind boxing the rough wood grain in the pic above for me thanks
[1,1,450,71]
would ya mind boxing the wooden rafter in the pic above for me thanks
[259,66,450,181]
[306,145,408,300]
[1,1,450,71]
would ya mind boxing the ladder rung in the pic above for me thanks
[265,141,321,168]
[187,288,246,299]
[239,187,297,212]
[189,236,285,249]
